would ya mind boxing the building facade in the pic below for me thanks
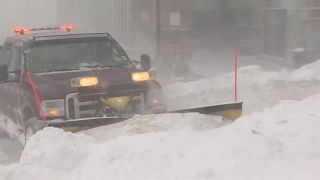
[256,0,320,66]
[56,0,319,66]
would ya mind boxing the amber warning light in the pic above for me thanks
[13,28,30,33]
[13,25,76,35]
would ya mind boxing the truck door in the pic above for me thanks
[0,42,12,121]
[3,42,23,128]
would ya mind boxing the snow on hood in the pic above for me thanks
[1,94,319,180]
[163,59,320,114]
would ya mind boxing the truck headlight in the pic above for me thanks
[71,77,98,87]
[41,99,65,117]
[132,72,150,82]
[132,72,156,82]
[148,89,164,107]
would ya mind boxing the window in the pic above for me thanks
[28,39,130,73]
[0,42,12,65]
[8,46,22,72]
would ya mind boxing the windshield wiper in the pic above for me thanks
[81,63,131,68]
[39,67,82,73]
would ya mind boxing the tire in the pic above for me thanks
[22,117,37,147]
[22,116,46,147]
[0,129,8,138]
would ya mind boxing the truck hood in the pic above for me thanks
[29,68,144,100]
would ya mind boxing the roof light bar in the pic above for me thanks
[33,33,111,42]
[13,25,76,35]
[14,28,30,33]
[60,26,75,31]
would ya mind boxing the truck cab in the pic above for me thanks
[0,26,166,141]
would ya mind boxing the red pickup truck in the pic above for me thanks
[0,26,167,144]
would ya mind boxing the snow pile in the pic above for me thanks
[1,94,319,180]
[81,113,230,142]
[163,60,320,114]
[291,60,320,80]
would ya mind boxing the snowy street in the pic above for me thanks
[164,54,320,114]
[189,50,290,78]
[1,0,320,179]
[3,95,320,179]
[0,58,319,179]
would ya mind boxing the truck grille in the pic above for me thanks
[66,93,99,119]
[65,92,146,120]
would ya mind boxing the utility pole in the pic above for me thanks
[156,0,161,60]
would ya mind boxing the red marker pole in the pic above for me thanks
[235,49,238,102]
[27,72,47,124]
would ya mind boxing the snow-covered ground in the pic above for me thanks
[0,58,319,179]
[1,94,319,179]
[164,60,320,114]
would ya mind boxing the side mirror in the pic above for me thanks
[140,54,151,71]
[0,64,8,82]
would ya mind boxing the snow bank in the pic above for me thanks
[164,60,320,114]
[81,113,230,142]
[291,60,320,80]
[1,94,319,180]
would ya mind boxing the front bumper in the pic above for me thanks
[148,105,167,114]
[45,103,167,133]
[64,90,166,120]
[47,104,167,132]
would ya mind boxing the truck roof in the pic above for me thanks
[4,27,112,44]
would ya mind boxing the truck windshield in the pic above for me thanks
[28,39,131,73]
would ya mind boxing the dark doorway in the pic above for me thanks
[262,8,287,58]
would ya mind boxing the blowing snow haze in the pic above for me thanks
[0,0,59,43]
[0,0,320,179]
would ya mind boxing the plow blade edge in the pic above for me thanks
[46,117,129,132]
[45,102,243,132]
[168,102,243,120]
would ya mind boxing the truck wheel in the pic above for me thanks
[23,117,37,147]
[0,129,8,138]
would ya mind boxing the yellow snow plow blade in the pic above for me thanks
[46,102,243,133]
[168,102,243,120]
[100,96,131,111]
[46,117,129,133]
